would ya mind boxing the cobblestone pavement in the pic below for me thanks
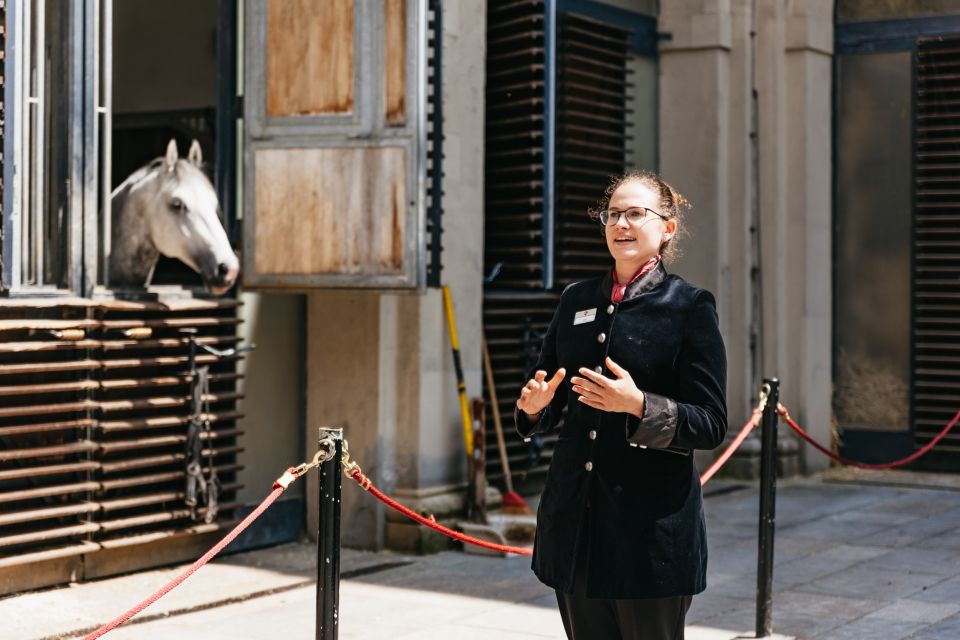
[4,471,960,639]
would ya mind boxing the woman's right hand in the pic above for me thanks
[517,368,567,418]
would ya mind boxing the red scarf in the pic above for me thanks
[611,256,661,303]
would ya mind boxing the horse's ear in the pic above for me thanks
[188,140,203,167]
[164,139,179,172]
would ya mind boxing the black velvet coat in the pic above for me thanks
[515,263,727,599]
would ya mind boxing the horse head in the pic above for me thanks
[111,139,239,295]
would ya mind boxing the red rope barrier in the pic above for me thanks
[83,475,293,639]
[701,410,762,486]
[780,406,960,471]
[349,469,534,556]
[349,409,766,554]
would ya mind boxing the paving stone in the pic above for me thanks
[855,547,960,579]
[756,544,890,593]
[776,512,892,541]
[905,612,960,640]
[918,529,960,551]
[810,616,927,640]
[856,492,960,518]
[855,506,960,548]
[687,594,754,625]
[765,590,888,638]
[911,576,960,604]
[869,599,960,624]
[791,565,945,601]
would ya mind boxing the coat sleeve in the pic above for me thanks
[514,299,569,439]
[625,289,728,451]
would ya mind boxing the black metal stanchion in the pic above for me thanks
[317,427,343,640]
[756,378,780,637]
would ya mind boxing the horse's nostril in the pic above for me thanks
[217,263,232,280]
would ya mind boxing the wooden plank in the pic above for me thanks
[98,410,244,433]
[99,353,238,370]
[254,146,406,275]
[0,523,100,549]
[0,481,100,504]
[83,525,221,581]
[385,0,406,125]
[0,502,99,527]
[98,446,244,474]
[0,399,99,419]
[0,550,90,596]
[0,440,99,462]
[0,359,100,376]
[0,319,98,332]
[0,419,96,437]
[99,391,242,413]
[98,429,242,454]
[0,541,99,569]
[266,0,354,116]
[0,339,100,353]
[99,464,241,491]
[0,379,98,397]
[99,336,239,352]
[0,461,100,482]
[99,317,239,330]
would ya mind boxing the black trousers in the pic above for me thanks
[555,527,693,640]
[555,589,692,640]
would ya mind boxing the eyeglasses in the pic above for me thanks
[598,207,667,226]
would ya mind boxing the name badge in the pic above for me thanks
[573,308,597,325]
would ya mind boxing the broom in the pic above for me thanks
[482,332,533,515]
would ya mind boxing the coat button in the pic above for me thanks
[594,366,603,374]
[607,304,615,314]
[585,461,593,471]
[588,430,597,440]
[597,333,606,344]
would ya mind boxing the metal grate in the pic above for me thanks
[0,296,244,594]
[912,36,960,462]
[482,5,631,492]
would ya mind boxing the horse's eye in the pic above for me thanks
[169,199,186,213]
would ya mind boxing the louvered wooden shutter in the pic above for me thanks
[912,36,960,464]
[483,2,634,491]
[554,13,629,287]
[0,299,243,595]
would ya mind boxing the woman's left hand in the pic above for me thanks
[570,357,645,416]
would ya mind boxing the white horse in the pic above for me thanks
[110,139,239,295]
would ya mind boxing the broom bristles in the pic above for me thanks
[501,491,533,515]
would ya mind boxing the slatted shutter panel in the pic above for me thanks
[483,292,560,489]
[0,298,244,595]
[484,0,546,290]
[554,14,628,287]
[483,3,632,491]
[912,36,960,465]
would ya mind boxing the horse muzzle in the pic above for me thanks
[203,257,239,296]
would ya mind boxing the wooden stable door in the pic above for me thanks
[243,0,426,290]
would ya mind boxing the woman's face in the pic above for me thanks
[604,179,677,266]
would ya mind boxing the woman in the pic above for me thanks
[515,171,727,640]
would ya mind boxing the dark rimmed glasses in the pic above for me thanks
[598,207,667,226]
